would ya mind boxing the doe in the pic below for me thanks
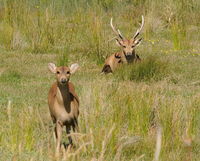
[48,63,79,153]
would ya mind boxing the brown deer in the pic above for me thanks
[102,16,144,74]
[48,63,79,153]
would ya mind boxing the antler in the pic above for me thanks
[110,18,124,40]
[133,15,144,40]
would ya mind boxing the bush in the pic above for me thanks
[115,56,170,82]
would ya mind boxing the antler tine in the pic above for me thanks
[117,29,123,38]
[110,18,124,40]
[133,15,144,39]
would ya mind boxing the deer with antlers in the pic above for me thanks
[102,16,144,74]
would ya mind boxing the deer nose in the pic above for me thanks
[61,78,67,84]
[126,52,132,56]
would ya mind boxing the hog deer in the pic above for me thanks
[102,16,144,74]
[48,63,79,153]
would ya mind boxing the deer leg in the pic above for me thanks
[101,64,112,74]
[73,118,79,133]
[66,126,73,145]
[55,120,63,153]
[136,54,141,61]
[54,126,57,138]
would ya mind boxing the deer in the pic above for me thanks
[102,16,144,74]
[48,62,79,153]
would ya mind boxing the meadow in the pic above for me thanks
[0,0,200,160]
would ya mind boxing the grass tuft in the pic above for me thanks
[56,47,69,66]
[115,56,170,82]
[0,70,21,83]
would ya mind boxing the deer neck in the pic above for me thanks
[122,50,136,63]
[56,82,71,112]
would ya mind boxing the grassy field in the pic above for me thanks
[0,0,200,160]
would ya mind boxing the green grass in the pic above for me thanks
[114,56,171,82]
[0,0,200,161]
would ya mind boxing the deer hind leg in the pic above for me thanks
[55,120,63,154]
[101,64,112,74]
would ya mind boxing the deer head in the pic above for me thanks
[110,16,144,60]
[48,63,79,85]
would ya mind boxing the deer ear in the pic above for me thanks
[70,63,79,74]
[115,38,123,47]
[134,38,143,47]
[48,63,57,73]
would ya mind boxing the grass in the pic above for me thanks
[0,0,200,161]
[114,56,171,82]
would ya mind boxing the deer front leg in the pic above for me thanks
[55,120,63,154]
[66,126,73,145]
[73,118,79,133]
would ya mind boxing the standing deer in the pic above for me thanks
[102,16,144,74]
[48,63,79,153]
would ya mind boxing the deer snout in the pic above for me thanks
[60,78,68,84]
[126,52,132,56]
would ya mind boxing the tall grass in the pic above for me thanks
[114,56,170,82]
[0,0,200,54]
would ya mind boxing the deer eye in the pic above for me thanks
[67,71,70,74]
[56,71,60,74]
[122,45,126,48]
[131,45,135,48]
